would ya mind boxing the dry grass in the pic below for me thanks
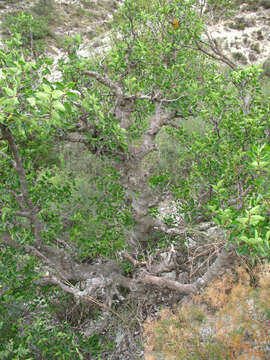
[144,264,270,360]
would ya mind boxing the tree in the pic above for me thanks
[0,0,269,357]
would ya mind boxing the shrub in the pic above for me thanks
[31,0,55,18]
[2,12,50,56]
[263,57,270,77]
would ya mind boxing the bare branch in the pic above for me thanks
[141,274,196,294]
[183,29,237,70]
[139,245,236,294]
[0,150,16,167]
[14,211,32,219]
[48,275,124,320]
[82,70,123,96]
[121,251,147,267]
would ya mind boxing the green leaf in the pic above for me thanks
[249,215,264,226]
[42,84,52,93]
[216,179,224,188]
[0,97,19,111]
[1,207,10,221]
[239,235,249,243]
[52,90,64,100]
[63,102,72,112]
[237,217,248,225]
[3,87,15,97]
[53,101,65,112]
[249,205,261,215]
[259,161,269,168]
[51,110,61,124]
[36,92,50,102]
[27,97,36,107]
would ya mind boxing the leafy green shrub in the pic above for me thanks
[2,12,50,56]
[2,0,22,3]
[171,66,270,261]
[263,57,270,77]
[0,313,105,359]
[260,0,270,9]
[203,0,237,20]
[57,145,132,258]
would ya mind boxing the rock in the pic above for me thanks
[260,0,270,9]
[262,57,270,76]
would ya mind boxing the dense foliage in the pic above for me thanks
[0,0,269,358]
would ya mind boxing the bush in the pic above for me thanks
[260,0,270,9]
[31,0,56,23]
[2,12,51,56]
[263,57,270,77]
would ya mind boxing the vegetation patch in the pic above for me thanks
[144,264,270,360]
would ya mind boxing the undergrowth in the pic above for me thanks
[144,264,270,360]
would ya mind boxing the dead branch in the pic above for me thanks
[139,245,236,294]
[182,28,237,70]
[121,251,147,267]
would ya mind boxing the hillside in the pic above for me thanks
[1,0,270,69]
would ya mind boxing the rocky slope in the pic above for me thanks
[0,0,119,58]
[144,264,270,360]
[1,0,270,69]
[206,0,270,67]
